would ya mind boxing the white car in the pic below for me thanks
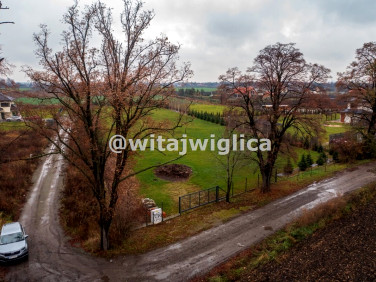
[6,116,23,122]
[0,222,29,263]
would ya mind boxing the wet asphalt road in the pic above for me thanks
[6,154,376,281]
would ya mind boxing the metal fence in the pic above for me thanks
[178,186,226,214]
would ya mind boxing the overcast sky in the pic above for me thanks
[1,0,376,82]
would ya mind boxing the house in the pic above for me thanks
[0,92,17,120]
[221,86,258,104]
[340,103,372,125]
[232,87,258,99]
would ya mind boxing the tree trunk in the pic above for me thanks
[99,206,112,251]
[226,179,231,202]
[261,166,272,193]
[101,225,109,251]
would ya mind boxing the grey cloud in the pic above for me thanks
[1,0,376,82]
[313,0,376,24]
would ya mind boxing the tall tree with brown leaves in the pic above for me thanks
[25,0,191,250]
[337,42,376,136]
[219,43,330,193]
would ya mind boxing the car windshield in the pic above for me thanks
[0,232,24,244]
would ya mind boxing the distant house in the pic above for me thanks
[0,93,17,120]
[340,103,372,125]
[232,87,258,99]
[221,86,261,105]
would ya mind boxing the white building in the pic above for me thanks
[0,93,17,120]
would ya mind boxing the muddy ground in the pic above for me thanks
[239,196,376,281]
[154,164,192,181]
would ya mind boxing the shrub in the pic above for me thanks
[303,136,310,149]
[0,129,49,220]
[331,134,363,163]
[109,178,144,246]
[320,152,327,163]
[317,144,323,153]
[283,158,294,174]
[298,154,308,171]
[316,155,324,166]
[306,153,313,167]
[333,151,339,162]
[60,160,144,248]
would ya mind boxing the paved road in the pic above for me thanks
[6,156,376,281]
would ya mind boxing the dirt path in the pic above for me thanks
[6,139,114,282]
[6,156,376,281]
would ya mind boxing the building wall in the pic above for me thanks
[0,101,14,120]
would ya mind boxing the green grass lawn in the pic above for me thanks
[134,109,226,214]
[18,87,32,92]
[16,97,61,105]
[283,113,349,145]
[134,109,323,215]
[189,103,227,115]
[0,121,28,131]
[322,122,351,143]
[177,87,217,92]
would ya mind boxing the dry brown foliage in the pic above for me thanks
[0,129,49,219]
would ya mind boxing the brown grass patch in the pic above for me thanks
[0,129,49,220]
[293,196,347,228]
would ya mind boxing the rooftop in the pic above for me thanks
[1,222,22,235]
[0,92,14,102]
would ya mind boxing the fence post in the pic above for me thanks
[179,197,181,215]
[216,186,219,203]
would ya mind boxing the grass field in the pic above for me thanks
[0,121,28,131]
[134,109,323,214]
[322,122,351,142]
[189,103,227,115]
[16,97,61,105]
[18,87,32,92]
[177,87,217,92]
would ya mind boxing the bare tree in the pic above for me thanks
[25,0,191,250]
[337,42,376,136]
[219,43,330,193]
[214,129,246,202]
